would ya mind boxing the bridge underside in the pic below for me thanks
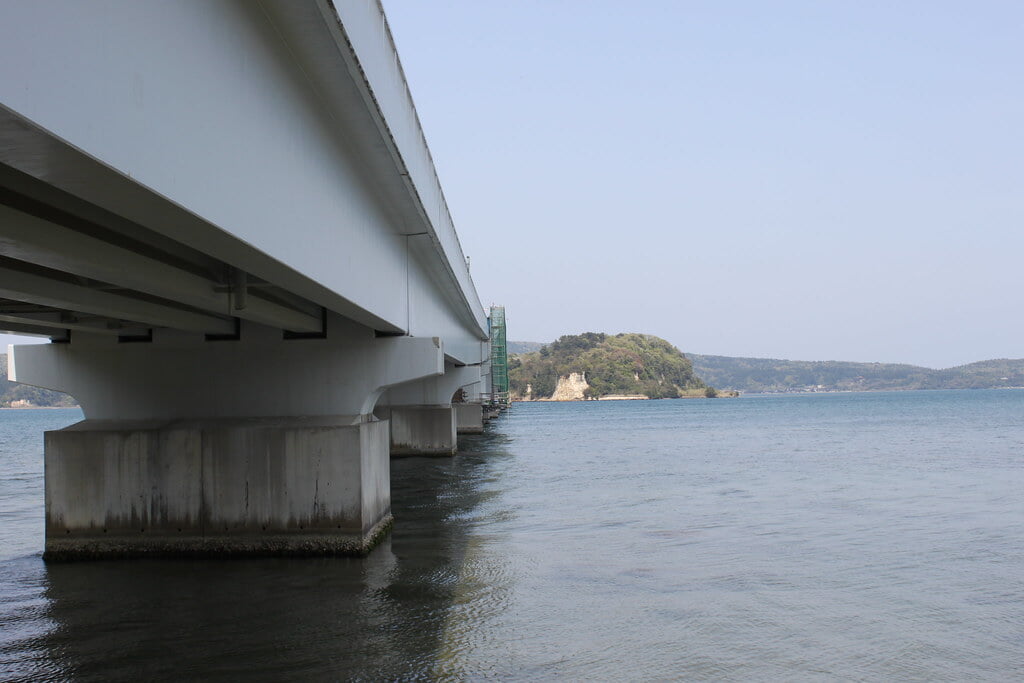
[0,1,497,559]
[0,137,492,558]
[12,312,493,559]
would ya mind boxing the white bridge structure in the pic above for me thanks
[0,1,497,558]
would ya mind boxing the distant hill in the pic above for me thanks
[6,346,1018,408]
[508,341,545,355]
[0,353,77,408]
[687,354,1024,393]
[510,333,712,400]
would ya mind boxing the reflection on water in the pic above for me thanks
[3,393,1024,679]
[1,421,515,681]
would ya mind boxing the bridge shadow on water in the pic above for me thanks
[11,427,516,681]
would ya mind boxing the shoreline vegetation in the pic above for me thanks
[506,341,1024,397]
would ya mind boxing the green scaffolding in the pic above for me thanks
[489,305,509,406]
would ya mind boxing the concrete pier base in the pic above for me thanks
[377,406,456,456]
[43,417,392,560]
[455,403,484,434]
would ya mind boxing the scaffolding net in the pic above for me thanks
[489,305,509,406]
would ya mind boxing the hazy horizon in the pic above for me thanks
[502,333,1022,370]
[382,0,1023,369]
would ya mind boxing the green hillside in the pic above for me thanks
[509,333,709,400]
[508,341,544,354]
[688,354,1024,393]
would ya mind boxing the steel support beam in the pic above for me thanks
[0,262,236,335]
[0,320,63,338]
[0,203,322,333]
[0,311,143,337]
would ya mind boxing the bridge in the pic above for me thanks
[0,1,505,558]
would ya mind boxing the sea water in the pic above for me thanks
[1,391,1021,680]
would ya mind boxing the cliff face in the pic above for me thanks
[510,332,708,401]
[547,372,589,401]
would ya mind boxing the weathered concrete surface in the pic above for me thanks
[377,406,456,456]
[455,403,484,434]
[384,364,484,407]
[43,417,391,560]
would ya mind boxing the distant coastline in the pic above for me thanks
[514,393,736,403]
[509,342,1024,396]
[0,405,76,410]
[686,354,1024,394]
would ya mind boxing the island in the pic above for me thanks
[509,333,733,401]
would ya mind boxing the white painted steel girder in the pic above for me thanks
[0,262,237,335]
[0,1,487,358]
[0,203,321,333]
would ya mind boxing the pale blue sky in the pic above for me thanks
[5,2,1022,369]
[381,0,1023,368]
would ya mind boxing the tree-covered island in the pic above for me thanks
[509,333,730,401]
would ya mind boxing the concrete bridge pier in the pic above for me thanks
[379,406,457,456]
[376,365,483,455]
[10,317,447,559]
[455,403,485,434]
[42,415,392,560]
[452,381,486,435]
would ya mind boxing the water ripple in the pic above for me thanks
[2,394,1024,678]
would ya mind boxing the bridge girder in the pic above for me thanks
[0,0,487,354]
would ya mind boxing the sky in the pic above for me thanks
[378,0,1024,369]
[4,2,1022,369]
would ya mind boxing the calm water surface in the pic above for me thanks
[1,391,1022,680]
